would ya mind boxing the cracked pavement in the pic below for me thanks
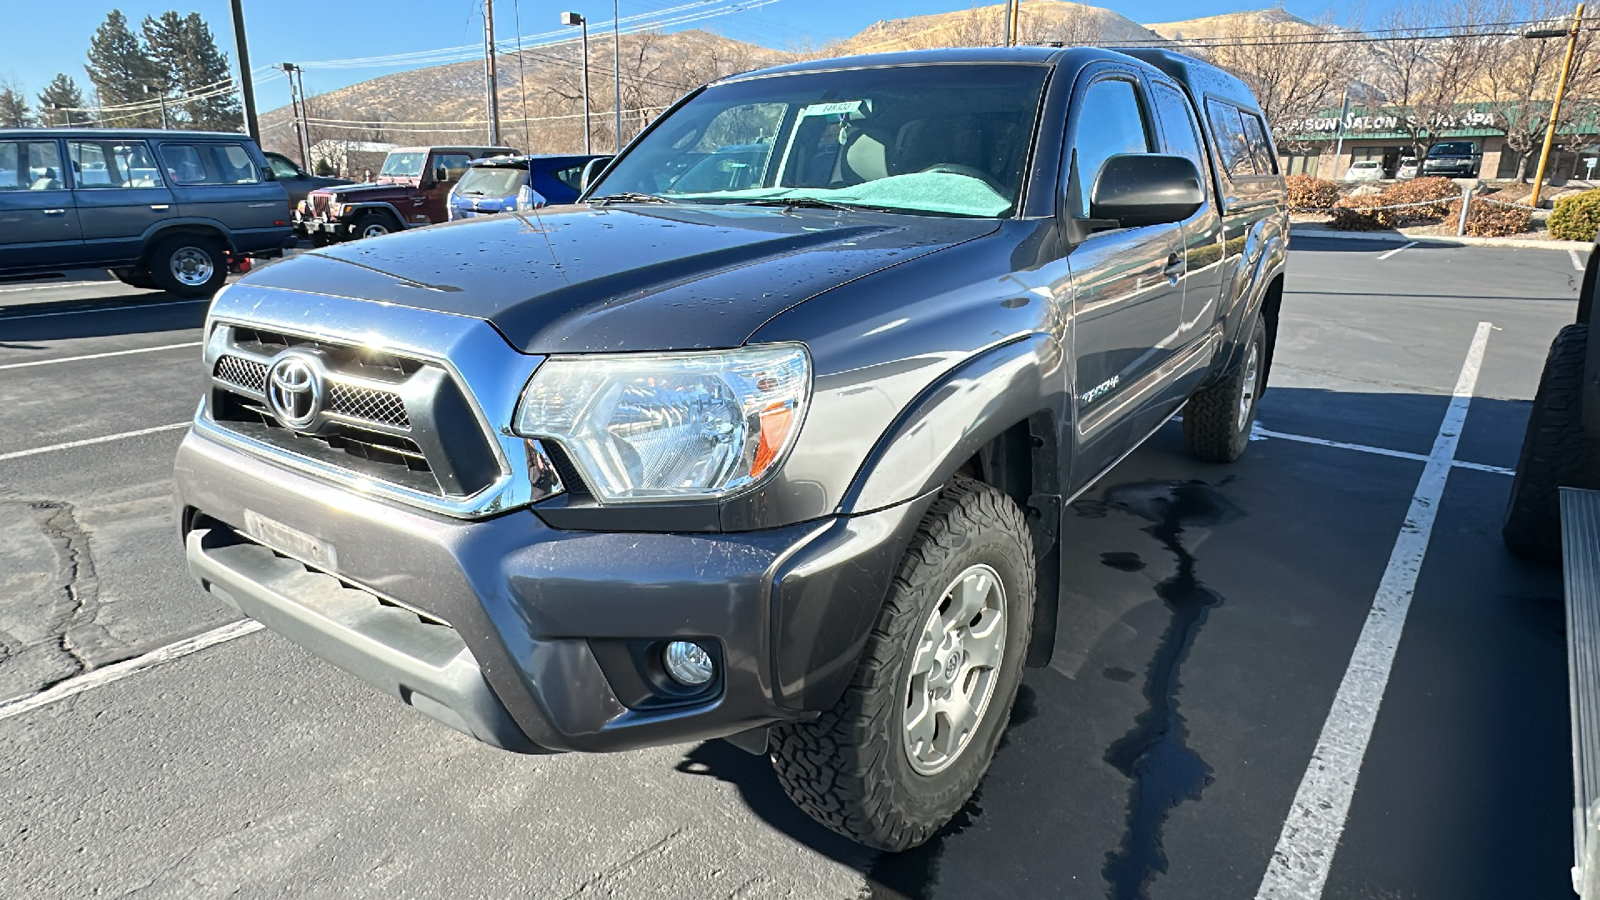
[0,243,1582,899]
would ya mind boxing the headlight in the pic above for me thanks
[328,201,344,217]
[513,344,810,503]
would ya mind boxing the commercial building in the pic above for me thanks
[1276,101,1600,182]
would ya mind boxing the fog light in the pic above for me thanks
[663,641,714,686]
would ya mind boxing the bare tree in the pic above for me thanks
[1197,16,1357,154]
[1365,0,1500,161]
[1479,0,1599,181]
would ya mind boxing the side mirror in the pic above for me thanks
[434,166,450,183]
[580,156,615,194]
[1089,154,1204,229]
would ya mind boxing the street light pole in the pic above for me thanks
[143,84,169,130]
[1528,3,1586,208]
[612,0,622,152]
[228,0,260,141]
[280,63,311,168]
[560,12,592,154]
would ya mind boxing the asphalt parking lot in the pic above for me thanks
[0,237,1581,899]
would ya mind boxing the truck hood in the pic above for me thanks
[311,180,415,200]
[241,204,998,354]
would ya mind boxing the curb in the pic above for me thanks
[1290,224,1591,252]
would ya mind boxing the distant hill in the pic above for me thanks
[1146,9,1316,41]
[835,1,1161,55]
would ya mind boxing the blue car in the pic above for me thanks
[447,154,604,219]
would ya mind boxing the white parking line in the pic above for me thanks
[0,298,208,320]
[1573,249,1587,272]
[0,422,188,462]
[0,341,201,370]
[1251,425,1513,476]
[1375,241,1419,261]
[0,620,264,723]
[1255,321,1492,900]
[0,280,108,294]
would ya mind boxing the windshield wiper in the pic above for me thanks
[738,197,895,213]
[589,192,668,205]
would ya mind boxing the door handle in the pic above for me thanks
[42,208,66,215]
[149,204,170,211]
[1164,252,1185,278]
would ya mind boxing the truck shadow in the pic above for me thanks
[675,386,1570,900]
[0,295,208,343]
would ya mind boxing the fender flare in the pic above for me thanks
[142,217,236,254]
[340,202,410,229]
[1210,217,1288,383]
[841,332,1063,516]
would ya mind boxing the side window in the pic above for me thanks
[1206,100,1256,181]
[1152,83,1209,200]
[552,165,584,191]
[161,144,215,184]
[1239,112,1276,174]
[0,141,65,191]
[69,141,163,189]
[1070,78,1152,218]
[433,153,473,181]
[267,156,301,180]
[217,144,261,183]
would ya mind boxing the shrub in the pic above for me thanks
[1286,174,1341,211]
[1549,189,1600,242]
[1444,196,1534,237]
[1329,193,1396,230]
[1378,176,1460,222]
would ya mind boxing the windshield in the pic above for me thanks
[592,64,1050,217]
[455,166,525,197]
[1429,142,1474,157]
[380,152,426,177]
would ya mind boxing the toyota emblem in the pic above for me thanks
[266,355,322,430]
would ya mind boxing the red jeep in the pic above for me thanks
[294,145,516,243]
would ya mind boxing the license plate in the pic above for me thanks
[243,510,338,571]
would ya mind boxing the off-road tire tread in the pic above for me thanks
[1503,324,1596,563]
[351,212,396,239]
[768,477,1034,851]
[1184,315,1266,463]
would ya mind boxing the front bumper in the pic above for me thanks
[174,429,928,754]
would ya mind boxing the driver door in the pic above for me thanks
[423,152,473,224]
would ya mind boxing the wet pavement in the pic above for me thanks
[0,237,1581,898]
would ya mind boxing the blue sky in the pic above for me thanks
[5,0,1366,116]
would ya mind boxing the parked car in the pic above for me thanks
[174,46,1287,850]
[1397,156,1420,179]
[263,151,353,211]
[0,128,294,296]
[1421,140,1479,178]
[1345,160,1385,182]
[446,154,604,220]
[294,144,515,243]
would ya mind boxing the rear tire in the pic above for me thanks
[1184,314,1268,462]
[769,477,1034,851]
[147,235,227,298]
[1503,324,1597,563]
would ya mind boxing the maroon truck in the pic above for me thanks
[294,145,516,243]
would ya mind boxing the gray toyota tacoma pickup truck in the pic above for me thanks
[174,46,1287,850]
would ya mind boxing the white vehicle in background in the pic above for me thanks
[1345,160,1385,182]
[1397,157,1420,179]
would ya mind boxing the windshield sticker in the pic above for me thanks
[801,100,865,118]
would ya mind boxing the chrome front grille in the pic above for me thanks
[204,324,503,499]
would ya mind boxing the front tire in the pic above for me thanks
[147,235,227,298]
[1184,314,1267,462]
[351,213,395,240]
[1503,324,1597,563]
[769,477,1034,851]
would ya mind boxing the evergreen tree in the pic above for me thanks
[0,81,32,127]
[37,74,91,126]
[143,12,242,132]
[86,10,161,128]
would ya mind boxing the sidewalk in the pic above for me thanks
[1291,221,1591,252]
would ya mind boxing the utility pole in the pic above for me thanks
[280,63,311,168]
[228,0,260,141]
[1528,3,1585,208]
[612,0,622,151]
[1332,91,1350,176]
[1006,0,1020,46]
[142,84,169,129]
[561,12,592,154]
[484,0,502,146]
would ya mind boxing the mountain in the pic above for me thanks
[834,1,1161,55]
[1145,9,1316,41]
